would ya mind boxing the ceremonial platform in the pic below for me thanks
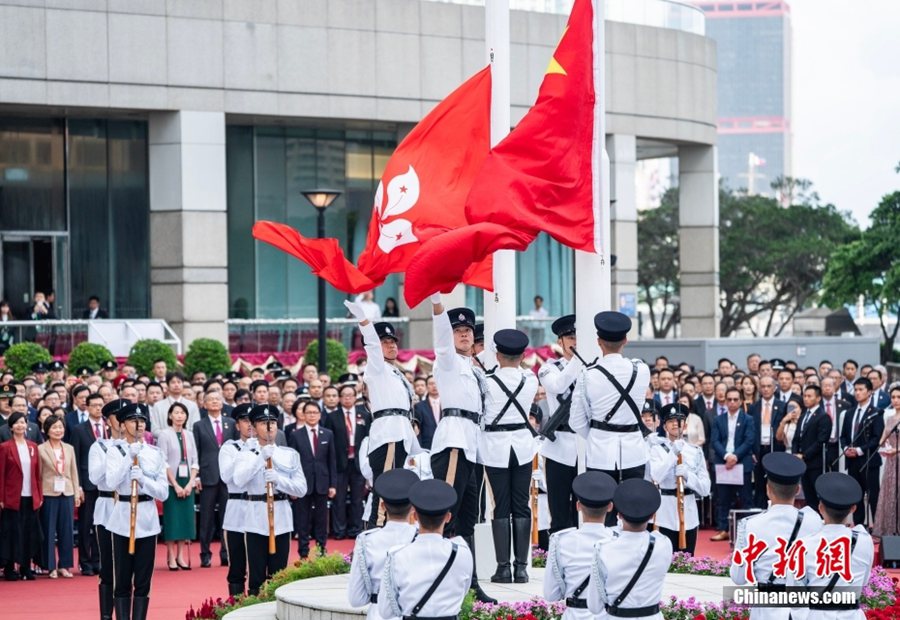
[222,569,731,620]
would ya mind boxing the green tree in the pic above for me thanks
[183,338,232,377]
[637,188,680,337]
[822,191,900,362]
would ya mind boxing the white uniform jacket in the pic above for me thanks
[731,504,824,620]
[478,367,539,468]
[232,443,307,536]
[431,310,483,462]
[360,321,419,455]
[348,521,418,620]
[570,354,651,470]
[538,357,582,467]
[787,524,873,620]
[587,530,672,620]
[378,533,473,620]
[105,442,168,538]
[88,437,125,528]
[545,523,616,620]
[218,437,256,533]
[648,441,711,531]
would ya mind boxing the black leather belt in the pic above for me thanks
[809,602,858,611]
[605,604,660,617]
[136,495,153,502]
[565,597,587,609]
[591,420,640,433]
[247,493,288,502]
[369,593,378,604]
[441,408,479,424]
[98,491,115,499]
[373,408,409,420]
[228,493,246,500]
[483,423,529,433]
[660,488,694,496]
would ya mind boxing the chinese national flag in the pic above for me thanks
[403,0,601,308]
[252,66,494,294]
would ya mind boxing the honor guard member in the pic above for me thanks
[233,404,307,596]
[544,472,618,620]
[218,403,256,597]
[731,453,823,620]
[89,399,127,620]
[537,314,583,535]
[349,469,419,620]
[570,311,650,526]
[642,401,666,451]
[481,328,539,585]
[788,473,874,620]
[429,293,495,603]
[378,479,473,620]
[473,323,486,357]
[587,479,672,620]
[105,402,168,620]
[344,299,419,528]
[649,403,711,555]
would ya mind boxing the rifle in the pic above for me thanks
[128,453,139,555]
[265,421,276,554]
[676,452,687,549]
[531,455,540,546]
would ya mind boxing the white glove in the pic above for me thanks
[130,466,144,484]
[430,293,442,304]
[531,470,544,483]
[674,464,688,479]
[264,468,278,483]
[673,439,685,454]
[344,299,367,321]
[261,445,276,461]
[129,442,142,458]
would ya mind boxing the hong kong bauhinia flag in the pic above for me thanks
[252,66,493,294]
[404,0,602,307]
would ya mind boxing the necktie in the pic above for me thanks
[80,411,87,424]
[719,405,725,416]
[345,412,355,459]
[312,428,318,455]
[853,407,864,437]
[706,400,712,412]
[432,399,440,424]
[214,419,223,446]
[763,401,771,426]
[800,410,809,434]
[826,401,833,422]
[94,423,102,439]
[664,394,670,405]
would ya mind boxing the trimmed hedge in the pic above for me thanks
[127,339,178,376]
[303,338,348,380]
[3,342,52,380]
[66,342,115,374]
[183,338,232,377]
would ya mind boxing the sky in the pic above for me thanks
[788,0,900,227]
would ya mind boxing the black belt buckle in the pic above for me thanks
[98,491,115,499]
[484,423,528,433]
[369,593,378,604]
[604,604,660,618]
[248,493,287,502]
[660,488,694,497]
[373,408,409,420]
[137,494,153,502]
[565,597,588,609]
[227,492,246,500]
[442,408,479,424]
[590,420,640,433]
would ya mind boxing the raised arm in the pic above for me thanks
[346,299,385,374]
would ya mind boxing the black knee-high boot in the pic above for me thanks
[463,535,497,604]
[512,518,531,583]
[490,519,511,583]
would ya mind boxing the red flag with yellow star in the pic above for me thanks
[403,0,600,307]
[252,66,493,294]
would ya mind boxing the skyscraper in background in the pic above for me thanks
[695,1,792,196]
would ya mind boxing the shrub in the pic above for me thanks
[66,342,115,374]
[127,339,178,376]
[183,338,232,377]
[303,338,348,379]
[3,342,52,380]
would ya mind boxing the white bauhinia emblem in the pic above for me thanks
[458,313,465,321]
[374,165,420,254]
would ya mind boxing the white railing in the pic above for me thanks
[0,319,181,357]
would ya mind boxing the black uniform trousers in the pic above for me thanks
[95,524,114,587]
[112,534,156,598]
[224,529,247,593]
[752,456,770,509]
[296,494,328,555]
[545,457,578,534]
[485,450,532,519]
[847,457,880,525]
[246,532,290,596]
[659,526,698,556]
[431,447,478,537]
[78,489,100,571]
[198,481,229,562]
[365,442,408,528]
[587,463,646,526]
[331,460,366,537]
[825,441,841,473]
[800,467,824,514]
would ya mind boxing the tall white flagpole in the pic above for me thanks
[483,0,516,350]
[574,0,610,361]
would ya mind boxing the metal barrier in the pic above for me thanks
[0,319,182,357]
[226,317,411,353]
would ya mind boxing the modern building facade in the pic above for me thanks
[0,0,720,346]
[695,0,792,195]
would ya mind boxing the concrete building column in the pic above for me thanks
[148,111,229,346]
[607,134,638,334]
[678,145,720,337]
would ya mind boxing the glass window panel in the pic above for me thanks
[255,132,288,318]
[0,117,65,231]
[226,126,256,318]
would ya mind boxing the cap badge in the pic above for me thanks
[458,313,465,321]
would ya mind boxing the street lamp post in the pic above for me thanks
[301,189,342,375]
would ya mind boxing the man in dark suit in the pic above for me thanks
[652,367,678,408]
[791,385,832,512]
[290,401,337,558]
[868,369,891,410]
[64,384,91,443]
[840,377,885,526]
[839,359,858,402]
[747,375,787,508]
[820,376,850,472]
[413,375,440,450]
[82,295,110,319]
[710,387,755,541]
[70,392,107,575]
[324,385,370,539]
[193,391,236,568]
[0,395,43,443]
[775,369,802,406]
